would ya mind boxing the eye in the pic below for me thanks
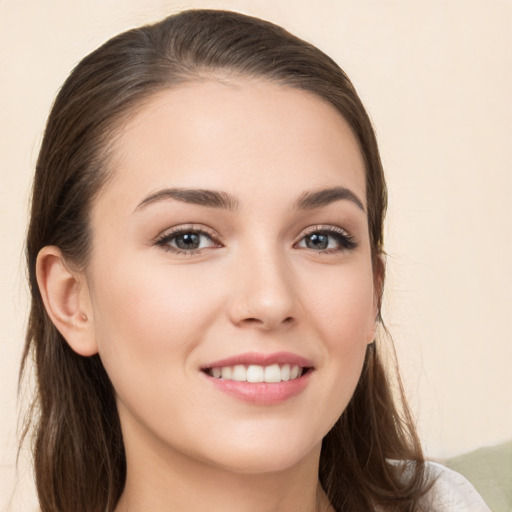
[295,226,357,253]
[155,225,221,255]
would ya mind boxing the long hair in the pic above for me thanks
[21,9,431,511]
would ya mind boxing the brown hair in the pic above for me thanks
[21,9,431,511]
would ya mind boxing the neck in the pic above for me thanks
[115,418,333,512]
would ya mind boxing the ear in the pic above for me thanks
[36,246,98,356]
[367,252,386,344]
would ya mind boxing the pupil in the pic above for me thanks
[176,233,200,249]
[307,233,328,250]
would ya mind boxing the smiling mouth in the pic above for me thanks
[203,364,313,383]
[201,353,315,404]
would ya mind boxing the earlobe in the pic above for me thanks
[36,246,98,356]
[366,320,378,345]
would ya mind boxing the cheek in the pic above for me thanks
[301,260,374,415]
[88,258,220,394]
[304,258,376,347]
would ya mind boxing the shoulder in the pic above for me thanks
[420,461,492,512]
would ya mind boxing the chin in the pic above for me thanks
[192,426,324,475]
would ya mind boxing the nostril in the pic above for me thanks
[238,316,294,329]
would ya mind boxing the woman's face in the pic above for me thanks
[84,78,377,474]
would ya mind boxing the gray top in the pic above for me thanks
[420,462,492,511]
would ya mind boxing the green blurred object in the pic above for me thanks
[444,440,512,512]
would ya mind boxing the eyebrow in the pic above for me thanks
[293,186,365,212]
[135,188,239,211]
[134,186,365,213]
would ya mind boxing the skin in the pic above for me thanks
[38,78,379,512]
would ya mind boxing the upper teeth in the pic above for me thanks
[208,364,303,383]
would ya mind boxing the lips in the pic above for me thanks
[202,351,313,370]
[201,352,314,404]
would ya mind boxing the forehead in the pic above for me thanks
[98,78,366,210]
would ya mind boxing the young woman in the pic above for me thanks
[21,9,490,512]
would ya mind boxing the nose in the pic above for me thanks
[227,245,299,331]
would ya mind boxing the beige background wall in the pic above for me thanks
[1,0,511,509]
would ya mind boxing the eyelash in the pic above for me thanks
[298,225,357,253]
[154,224,221,256]
[154,224,357,256]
